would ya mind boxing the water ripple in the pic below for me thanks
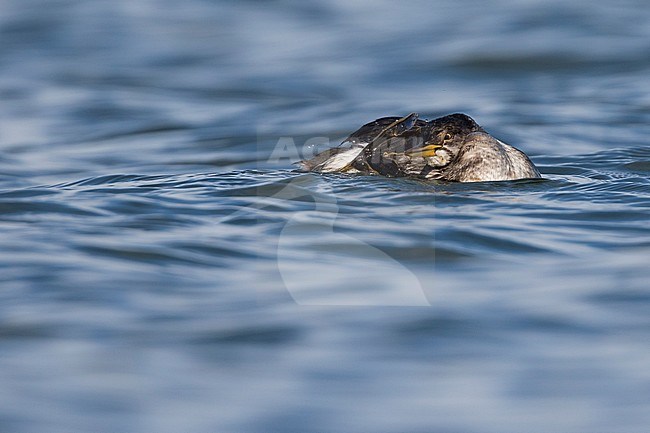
[1,0,650,432]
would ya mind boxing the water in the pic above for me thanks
[1,0,649,432]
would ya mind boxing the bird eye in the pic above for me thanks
[443,133,453,142]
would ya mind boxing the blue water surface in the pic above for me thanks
[1,1,649,432]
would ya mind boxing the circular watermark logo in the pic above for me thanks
[256,133,432,306]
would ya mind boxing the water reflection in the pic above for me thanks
[1,0,649,432]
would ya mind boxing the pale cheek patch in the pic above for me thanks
[426,148,453,167]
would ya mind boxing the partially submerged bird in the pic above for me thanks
[300,113,541,182]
